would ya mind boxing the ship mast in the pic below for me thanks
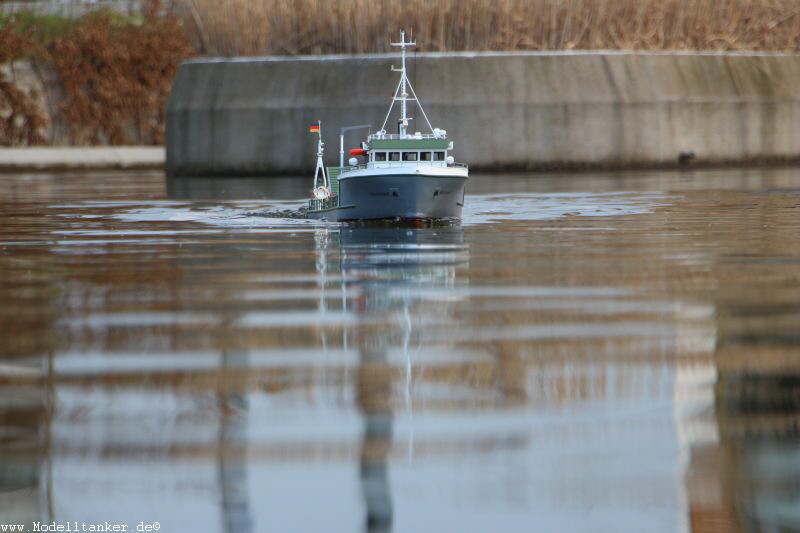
[391,30,414,137]
[379,30,436,138]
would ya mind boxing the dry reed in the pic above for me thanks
[175,0,800,56]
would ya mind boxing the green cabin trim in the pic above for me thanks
[326,166,341,195]
[368,139,450,150]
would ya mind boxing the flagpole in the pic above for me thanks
[312,120,329,197]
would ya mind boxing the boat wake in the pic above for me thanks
[244,206,309,219]
[113,201,315,229]
[463,191,674,225]
[108,191,673,230]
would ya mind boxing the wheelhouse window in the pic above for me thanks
[434,151,445,161]
[402,152,418,161]
[389,152,401,161]
[420,152,432,161]
[375,152,387,161]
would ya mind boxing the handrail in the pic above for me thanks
[367,133,447,141]
[308,196,340,211]
[338,161,469,173]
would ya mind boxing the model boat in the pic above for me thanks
[307,31,469,221]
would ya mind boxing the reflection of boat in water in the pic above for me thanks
[317,223,469,316]
[306,31,468,222]
[340,225,466,282]
[314,223,468,533]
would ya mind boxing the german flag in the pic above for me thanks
[309,122,320,133]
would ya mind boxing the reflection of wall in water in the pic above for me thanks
[713,343,800,532]
[459,219,724,531]
[167,176,309,201]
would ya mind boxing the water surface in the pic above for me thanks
[2,168,800,532]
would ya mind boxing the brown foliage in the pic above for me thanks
[178,0,800,55]
[0,26,46,146]
[48,8,193,145]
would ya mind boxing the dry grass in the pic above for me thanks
[176,0,800,56]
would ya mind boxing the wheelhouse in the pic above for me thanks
[360,137,455,167]
[371,150,446,162]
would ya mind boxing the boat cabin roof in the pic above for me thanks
[368,139,450,150]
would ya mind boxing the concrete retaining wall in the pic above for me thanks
[165,51,800,176]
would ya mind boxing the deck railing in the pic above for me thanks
[308,196,339,211]
[367,133,446,141]
[339,161,469,173]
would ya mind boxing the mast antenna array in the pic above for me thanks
[380,30,435,137]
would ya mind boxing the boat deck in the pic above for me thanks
[308,166,342,211]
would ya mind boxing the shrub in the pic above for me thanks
[48,7,194,145]
[0,25,45,146]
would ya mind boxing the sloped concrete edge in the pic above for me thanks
[0,147,165,172]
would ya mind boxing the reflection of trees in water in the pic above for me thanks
[0,355,53,525]
[0,199,57,518]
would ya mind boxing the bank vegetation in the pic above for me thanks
[0,1,191,146]
[178,0,800,55]
[4,0,800,146]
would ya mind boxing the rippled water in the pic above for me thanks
[2,168,800,532]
